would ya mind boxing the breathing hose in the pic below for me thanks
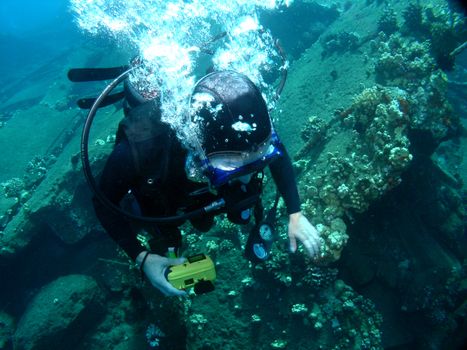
[80,67,226,223]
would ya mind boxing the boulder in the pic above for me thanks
[13,274,104,350]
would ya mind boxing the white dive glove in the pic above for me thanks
[287,212,320,258]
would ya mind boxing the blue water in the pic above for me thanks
[0,0,67,35]
[0,0,79,80]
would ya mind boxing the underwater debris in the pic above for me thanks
[450,41,467,58]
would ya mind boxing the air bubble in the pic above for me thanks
[70,0,284,150]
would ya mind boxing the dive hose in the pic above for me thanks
[80,67,226,223]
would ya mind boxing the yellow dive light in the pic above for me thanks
[166,254,216,294]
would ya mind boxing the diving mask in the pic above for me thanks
[204,130,282,188]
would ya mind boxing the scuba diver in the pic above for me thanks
[73,66,321,296]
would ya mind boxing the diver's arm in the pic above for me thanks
[94,140,187,296]
[93,139,145,261]
[268,143,301,214]
[269,143,320,258]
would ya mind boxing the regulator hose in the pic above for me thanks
[80,67,226,223]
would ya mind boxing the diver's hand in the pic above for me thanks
[288,212,320,258]
[136,251,187,297]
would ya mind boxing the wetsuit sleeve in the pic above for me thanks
[268,143,301,215]
[93,139,145,261]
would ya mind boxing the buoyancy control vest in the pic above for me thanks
[115,100,264,225]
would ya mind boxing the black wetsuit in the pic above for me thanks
[93,106,300,261]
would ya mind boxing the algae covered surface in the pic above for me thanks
[0,1,466,349]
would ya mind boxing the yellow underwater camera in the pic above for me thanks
[166,254,216,295]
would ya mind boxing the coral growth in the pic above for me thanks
[373,31,460,143]
[402,3,467,70]
[294,3,462,266]
[306,280,383,349]
[296,85,414,263]
[1,178,25,199]
[377,7,398,35]
[373,33,435,87]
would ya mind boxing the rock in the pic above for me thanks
[13,274,104,350]
[0,136,101,260]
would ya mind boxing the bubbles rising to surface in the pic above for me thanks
[70,0,291,150]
